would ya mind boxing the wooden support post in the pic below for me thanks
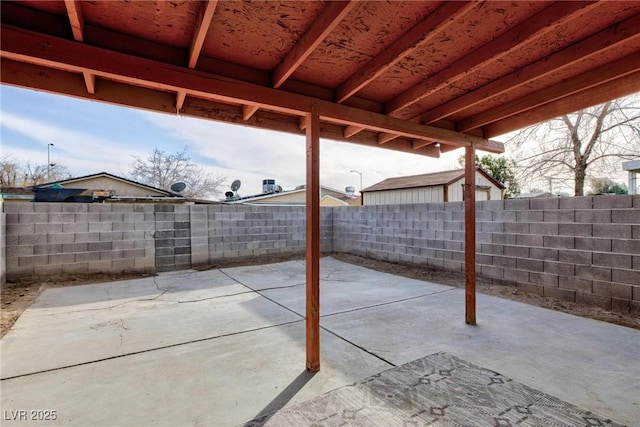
[464,144,476,325]
[306,105,321,372]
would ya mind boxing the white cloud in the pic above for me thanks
[1,112,149,177]
[1,97,466,197]
[141,112,463,196]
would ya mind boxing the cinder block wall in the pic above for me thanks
[1,203,6,285]
[3,203,156,277]
[3,198,637,312]
[190,205,333,270]
[333,195,640,313]
[3,203,333,277]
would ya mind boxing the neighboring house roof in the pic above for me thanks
[515,192,553,199]
[36,172,181,197]
[622,160,640,172]
[320,195,349,207]
[1,186,33,195]
[229,185,361,206]
[362,168,504,193]
[0,186,34,201]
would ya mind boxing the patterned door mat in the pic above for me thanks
[243,352,623,427]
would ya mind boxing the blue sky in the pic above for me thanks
[1,85,471,197]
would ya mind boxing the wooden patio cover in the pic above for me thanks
[2,0,639,372]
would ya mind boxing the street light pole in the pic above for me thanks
[350,170,362,192]
[47,143,55,181]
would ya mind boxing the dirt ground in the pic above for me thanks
[2,254,638,338]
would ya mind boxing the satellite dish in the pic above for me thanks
[170,182,186,193]
[225,191,234,198]
[231,180,242,191]
[275,185,283,193]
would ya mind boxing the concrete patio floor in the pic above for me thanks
[1,257,638,426]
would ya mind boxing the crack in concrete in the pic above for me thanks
[25,291,172,317]
[117,318,130,347]
[219,270,305,321]
[319,287,458,319]
[173,290,255,304]
[1,319,305,381]
[153,276,162,291]
[253,282,305,292]
[321,271,350,282]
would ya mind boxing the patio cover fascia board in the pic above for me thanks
[0,24,504,156]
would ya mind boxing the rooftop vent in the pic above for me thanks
[345,186,356,198]
[262,179,276,194]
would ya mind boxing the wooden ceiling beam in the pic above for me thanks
[343,125,365,138]
[335,1,476,103]
[316,104,503,153]
[83,73,96,94]
[1,57,439,158]
[177,0,218,112]
[378,133,399,145]
[386,1,600,115]
[188,0,217,69]
[272,1,357,89]
[412,140,435,150]
[2,2,386,114]
[0,24,503,153]
[1,59,176,114]
[175,91,187,111]
[459,53,640,132]
[484,70,640,138]
[243,105,260,121]
[179,98,441,157]
[412,141,440,158]
[439,144,461,154]
[64,0,95,94]
[416,13,640,125]
[63,0,84,41]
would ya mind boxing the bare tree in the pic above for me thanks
[130,148,226,199]
[25,163,72,186]
[507,94,640,196]
[0,156,21,187]
[0,155,72,187]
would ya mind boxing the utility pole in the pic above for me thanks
[47,143,55,181]
[350,170,363,193]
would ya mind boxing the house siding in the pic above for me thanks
[55,176,169,197]
[448,175,503,202]
[365,187,444,205]
[366,172,502,205]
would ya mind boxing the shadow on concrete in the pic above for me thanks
[242,370,316,426]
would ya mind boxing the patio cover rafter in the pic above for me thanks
[415,12,640,126]
[243,0,357,121]
[63,0,94,94]
[459,53,640,133]
[386,1,601,116]
[176,0,218,111]
[335,1,476,104]
[0,24,504,154]
[272,1,357,89]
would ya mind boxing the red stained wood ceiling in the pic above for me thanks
[2,0,639,157]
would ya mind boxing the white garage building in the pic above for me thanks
[362,168,504,205]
